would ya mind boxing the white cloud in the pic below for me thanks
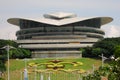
[101,25,120,38]
[0,25,19,40]
[0,0,119,11]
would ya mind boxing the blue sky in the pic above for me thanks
[0,0,120,39]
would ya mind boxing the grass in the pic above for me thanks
[2,58,102,80]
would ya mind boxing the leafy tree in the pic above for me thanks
[113,45,120,58]
[83,57,120,80]
[92,48,102,57]
[82,47,105,58]
[0,39,31,77]
[0,39,31,59]
[82,46,93,57]
[0,49,6,74]
[93,38,120,57]
[0,39,18,48]
[0,52,6,79]
[10,48,31,59]
[108,57,120,80]
[0,61,6,72]
[83,70,101,80]
[0,39,31,80]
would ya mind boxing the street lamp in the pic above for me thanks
[0,45,15,80]
[99,53,108,67]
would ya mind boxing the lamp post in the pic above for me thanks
[7,45,10,80]
[99,53,108,67]
[0,45,15,80]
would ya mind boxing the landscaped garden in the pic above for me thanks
[1,37,120,80]
[2,58,102,80]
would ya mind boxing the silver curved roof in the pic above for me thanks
[7,12,113,26]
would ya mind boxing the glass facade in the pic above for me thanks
[17,20,104,40]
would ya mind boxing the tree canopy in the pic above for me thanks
[0,39,31,73]
[82,37,120,58]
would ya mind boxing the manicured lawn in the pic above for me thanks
[3,58,102,80]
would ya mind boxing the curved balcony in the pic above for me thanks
[17,26,104,35]
[74,26,105,35]
[15,38,99,44]
[16,25,104,40]
[20,44,93,49]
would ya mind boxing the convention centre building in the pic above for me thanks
[7,12,113,58]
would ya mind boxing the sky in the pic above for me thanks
[0,0,120,40]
